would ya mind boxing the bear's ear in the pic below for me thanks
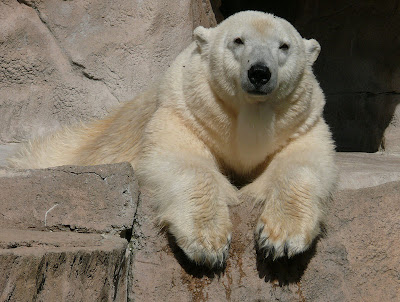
[304,38,321,65]
[194,26,211,52]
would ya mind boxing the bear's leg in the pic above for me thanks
[138,110,238,267]
[239,121,337,259]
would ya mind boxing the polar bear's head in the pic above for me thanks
[194,11,320,105]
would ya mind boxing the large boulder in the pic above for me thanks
[0,0,216,144]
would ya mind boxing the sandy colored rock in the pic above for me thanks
[336,152,400,190]
[0,143,17,167]
[0,163,138,236]
[0,0,216,144]
[0,228,129,302]
[129,181,400,301]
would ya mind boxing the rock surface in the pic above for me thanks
[0,163,138,236]
[0,155,399,301]
[0,229,129,302]
[0,0,216,144]
[130,179,400,302]
[336,152,400,190]
[383,105,400,154]
[301,181,400,302]
[0,162,140,301]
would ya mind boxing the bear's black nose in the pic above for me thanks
[248,64,271,88]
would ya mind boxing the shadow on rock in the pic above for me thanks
[166,233,227,279]
[256,237,320,285]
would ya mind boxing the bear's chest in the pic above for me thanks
[219,105,285,175]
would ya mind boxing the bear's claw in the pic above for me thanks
[255,222,312,260]
[183,234,231,268]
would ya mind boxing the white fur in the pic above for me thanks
[8,11,338,267]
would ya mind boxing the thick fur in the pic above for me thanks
[8,11,338,267]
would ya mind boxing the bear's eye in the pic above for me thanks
[279,43,290,50]
[234,37,244,45]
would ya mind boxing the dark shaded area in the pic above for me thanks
[119,228,133,241]
[324,93,399,152]
[166,227,320,286]
[219,0,400,152]
[256,236,320,285]
[255,222,326,285]
[166,233,227,279]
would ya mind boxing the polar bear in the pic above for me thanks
[8,11,337,267]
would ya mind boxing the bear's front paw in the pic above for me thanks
[178,231,232,268]
[255,213,320,260]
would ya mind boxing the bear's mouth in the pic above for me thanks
[247,89,270,96]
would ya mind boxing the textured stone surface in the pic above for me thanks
[0,143,17,167]
[0,228,129,302]
[0,0,216,144]
[383,105,400,154]
[301,181,400,302]
[0,163,138,236]
[0,156,398,301]
[130,180,400,301]
[336,152,400,190]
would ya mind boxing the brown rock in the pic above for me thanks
[0,0,216,144]
[0,163,138,236]
[129,181,400,301]
[0,228,129,302]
